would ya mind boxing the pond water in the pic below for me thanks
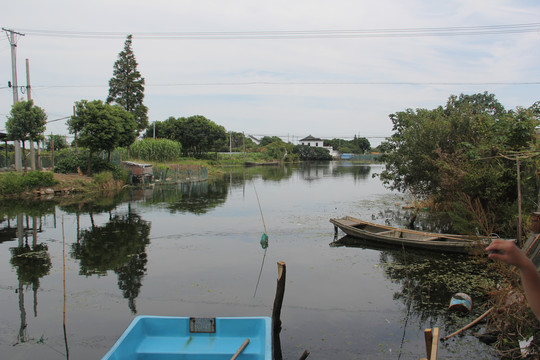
[0,162,498,359]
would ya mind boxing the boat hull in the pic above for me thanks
[102,316,272,360]
[330,216,489,254]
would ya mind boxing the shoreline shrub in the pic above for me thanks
[0,171,58,195]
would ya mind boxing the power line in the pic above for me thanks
[27,80,540,89]
[16,23,540,40]
[47,116,70,123]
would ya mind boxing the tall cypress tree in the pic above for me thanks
[107,34,148,131]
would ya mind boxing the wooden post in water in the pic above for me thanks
[420,327,438,360]
[272,261,286,360]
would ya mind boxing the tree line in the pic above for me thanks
[379,92,540,237]
[6,34,365,171]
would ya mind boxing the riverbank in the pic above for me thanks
[0,171,126,199]
[42,172,124,196]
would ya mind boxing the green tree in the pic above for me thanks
[353,136,371,153]
[113,105,138,148]
[263,141,289,160]
[107,35,148,132]
[45,135,68,152]
[6,100,47,170]
[144,115,227,156]
[144,117,182,141]
[325,137,370,154]
[293,145,332,160]
[379,92,539,235]
[260,136,283,147]
[176,115,227,156]
[226,131,251,152]
[68,100,137,173]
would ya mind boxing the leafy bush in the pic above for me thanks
[21,171,57,188]
[293,145,333,160]
[0,172,25,194]
[262,141,289,160]
[54,151,128,181]
[0,171,58,195]
[93,171,114,186]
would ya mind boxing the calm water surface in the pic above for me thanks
[0,162,497,359]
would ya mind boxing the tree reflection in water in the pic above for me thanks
[9,215,52,344]
[332,236,501,335]
[147,181,229,214]
[10,243,51,291]
[71,211,150,313]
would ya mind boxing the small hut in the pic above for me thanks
[122,161,153,184]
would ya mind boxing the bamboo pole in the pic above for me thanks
[430,328,439,360]
[230,338,249,360]
[441,307,493,341]
[517,157,522,247]
[272,261,286,360]
[62,215,70,359]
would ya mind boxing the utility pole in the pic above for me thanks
[3,28,25,171]
[25,59,31,100]
[26,58,36,170]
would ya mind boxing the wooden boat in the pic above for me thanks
[244,161,279,167]
[330,216,491,254]
[102,316,272,360]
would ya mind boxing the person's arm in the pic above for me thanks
[486,239,540,320]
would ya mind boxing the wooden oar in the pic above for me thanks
[230,338,250,360]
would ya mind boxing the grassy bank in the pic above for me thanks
[0,171,58,196]
[0,170,127,197]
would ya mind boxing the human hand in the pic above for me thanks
[486,239,527,268]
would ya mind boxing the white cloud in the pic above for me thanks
[1,0,540,146]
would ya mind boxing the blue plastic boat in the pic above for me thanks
[102,316,272,360]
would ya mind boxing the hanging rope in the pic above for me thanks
[253,180,268,235]
[253,179,269,297]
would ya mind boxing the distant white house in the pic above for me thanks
[299,135,324,147]
[299,135,339,158]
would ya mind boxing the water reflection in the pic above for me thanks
[297,161,338,181]
[0,223,17,243]
[297,161,372,181]
[331,235,495,335]
[71,211,151,313]
[0,199,56,244]
[59,191,130,218]
[9,214,52,344]
[246,164,293,182]
[143,181,229,214]
[0,163,497,359]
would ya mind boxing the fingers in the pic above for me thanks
[486,239,524,267]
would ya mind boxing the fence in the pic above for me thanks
[152,165,208,184]
[341,153,382,161]
[0,151,51,170]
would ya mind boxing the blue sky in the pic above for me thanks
[2,0,540,146]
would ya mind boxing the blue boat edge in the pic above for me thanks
[101,315,273,360]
